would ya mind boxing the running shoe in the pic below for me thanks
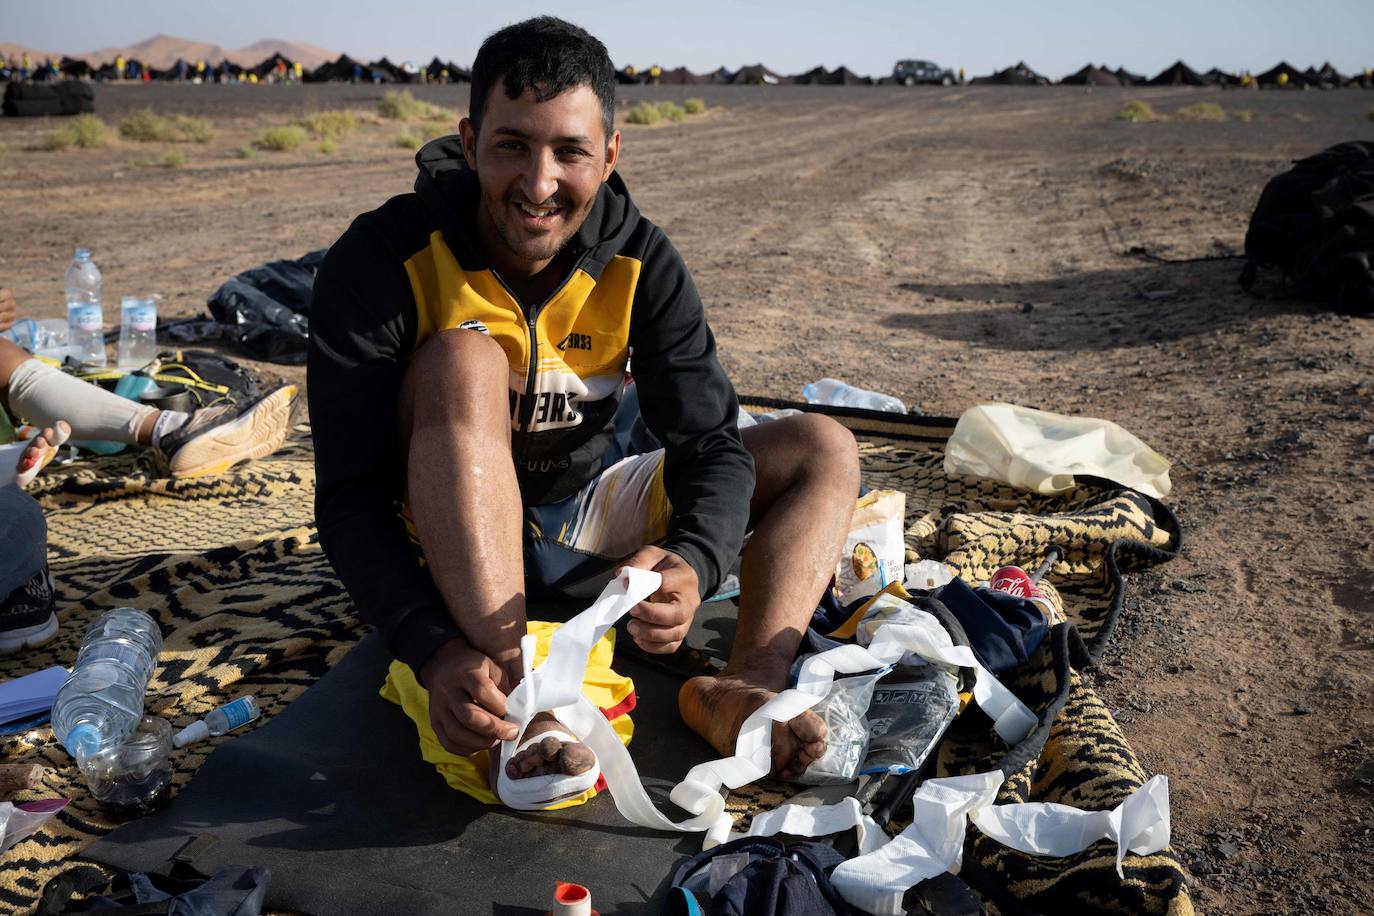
[158,384,297,478]
[0,565,58,655]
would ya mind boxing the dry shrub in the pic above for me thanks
[170,115,213,143]
[45,114,109,150]
[120,110,213,143]
[254,125,307,151]
[318,139,337,154]
[301,110,359,139]
[394,132,422,150]
[1231,109,1254,123]
[683,97,706,114]
[1115,100,1158,122]
[1175,102,1228,122]
[120,109,178,142]
[625,102,661,125]
[655,101,687,122]
[160,150,186,168]
[378,89,454,121]
[235,144,255,159]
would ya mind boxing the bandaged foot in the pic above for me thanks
[504,711,596,779]
[680,672,829,781]
[14,422,69,488]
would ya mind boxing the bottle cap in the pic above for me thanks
[172,720,209,748]
[64,723,100,761]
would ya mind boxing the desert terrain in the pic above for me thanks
[1,82,1371,913]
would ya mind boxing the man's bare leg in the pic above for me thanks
[680,413,860,778]
[398,329,591,779]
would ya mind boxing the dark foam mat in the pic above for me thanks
[82,629,723,915]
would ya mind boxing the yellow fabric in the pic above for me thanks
[380,621,636,809]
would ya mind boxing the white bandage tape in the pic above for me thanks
[495,568,1169,909]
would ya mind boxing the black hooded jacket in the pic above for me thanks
[307,136,754,673]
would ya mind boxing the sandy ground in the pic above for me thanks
[2,82,1373,913]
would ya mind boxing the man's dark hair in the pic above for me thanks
[469,17,616,143]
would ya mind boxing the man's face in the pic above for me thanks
[460,83,620,277]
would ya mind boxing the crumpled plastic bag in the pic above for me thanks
[1,798,66,853]
[944,403,1172,498]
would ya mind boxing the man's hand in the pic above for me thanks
[623,545,700,654]
[418,637,520,756]
[0,288,15,333]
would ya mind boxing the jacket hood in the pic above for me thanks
[413,135,639,276]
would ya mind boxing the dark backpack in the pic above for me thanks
[1240,140,1374,316]
[2,79,95,117]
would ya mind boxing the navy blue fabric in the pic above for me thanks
[930,578,1046,673]
[668,836,853,916]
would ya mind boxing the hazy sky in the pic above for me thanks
[6,0,1372,80]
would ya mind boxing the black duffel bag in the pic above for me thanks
[1241,140,1374,316]
[2,79,95,117]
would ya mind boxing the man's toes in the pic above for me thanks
[536,735,563,762]
[558,743,596,776]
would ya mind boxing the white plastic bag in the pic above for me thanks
[944,403,1172,498]
[835,490,906,604]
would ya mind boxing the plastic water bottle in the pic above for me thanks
[51,608,163,768]
[116,297,157,368]
[801,378,907,413]
[172,695,261,748]
[64,248,105,367]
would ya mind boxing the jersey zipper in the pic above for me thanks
[492,248,595,460]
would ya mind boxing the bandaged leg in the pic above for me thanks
[4,357,156,444]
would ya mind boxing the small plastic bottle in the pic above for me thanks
[51,608,163,768]
[117,297,157,368]
[64,248,105,367]
[172,695,261,748]
[801,378,907,414]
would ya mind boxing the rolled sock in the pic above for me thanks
[151,410,190,448]
[5,358,156,445]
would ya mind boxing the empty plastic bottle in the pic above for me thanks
[51,608,163,768]
[172,695,260,748]
[802,378,907,414]
[116,297,157,368]
[64,248,105,367]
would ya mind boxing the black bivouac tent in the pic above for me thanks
[1147,61,1209,86]
[1060,64,1123,87]
[970,62,1050,86]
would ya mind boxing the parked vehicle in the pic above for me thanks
[893,59,957,86]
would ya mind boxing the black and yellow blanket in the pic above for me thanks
[0,404,1190,914]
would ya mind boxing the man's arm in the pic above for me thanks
[307,221,463,676]
[628,230,755,600]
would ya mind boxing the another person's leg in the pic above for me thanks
[680,413,860,778]
[397,329,593,782]
[0,337,295,479]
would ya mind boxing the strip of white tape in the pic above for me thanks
[494,568,1169,907]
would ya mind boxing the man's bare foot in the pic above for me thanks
[503,711,597,780]
[15,422,69,488]
[679,673,828,780]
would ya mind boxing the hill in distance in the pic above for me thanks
[1,34,338,69]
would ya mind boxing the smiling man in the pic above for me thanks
[308,17,859,797]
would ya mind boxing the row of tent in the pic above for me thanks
[4,53,473,84]
[1025,60,1372,89]
[7,53,1372,90]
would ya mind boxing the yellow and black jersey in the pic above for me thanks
[307,137,753,672]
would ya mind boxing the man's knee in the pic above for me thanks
[399,329,510,437]
[750,413,859,501]
[792,413,859,482]
[408,328,508,384]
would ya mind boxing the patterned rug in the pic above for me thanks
[0,403,1189,914]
